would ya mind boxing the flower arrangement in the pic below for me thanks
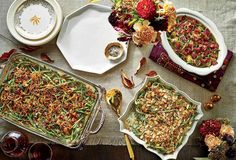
[199,119,236,160]
[108,0,176,46]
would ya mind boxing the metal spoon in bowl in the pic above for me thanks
[106,89,135,160]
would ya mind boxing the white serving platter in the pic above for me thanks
[7,0,63,46]
[57,3,128,74]
[161,8,227,76]
[118,75,203,160]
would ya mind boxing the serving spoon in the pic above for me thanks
[106,89,135,160]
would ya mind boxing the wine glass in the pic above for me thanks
[0,131,29,158]
[28,142,53,160]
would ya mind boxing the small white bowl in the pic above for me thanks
[104,42,124,61]
[7,0,63,46]
[161,8,227,76]
[118,75,203,160]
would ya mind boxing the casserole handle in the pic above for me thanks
[90,107,105,134]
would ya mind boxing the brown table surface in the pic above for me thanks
[0,144,208,160]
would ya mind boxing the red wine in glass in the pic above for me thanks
[0,131,29,158]
[28,143,53,160]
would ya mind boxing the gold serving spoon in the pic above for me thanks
[106,89,135,160]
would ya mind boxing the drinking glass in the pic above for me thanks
[28,142,53,160]
[0,131,29,158]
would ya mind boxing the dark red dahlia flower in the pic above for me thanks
[150,17,169,31]
[108,11,133,34]
[136,0,156,20]
[199,119,221,138]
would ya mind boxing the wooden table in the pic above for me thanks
[0,144,208,160]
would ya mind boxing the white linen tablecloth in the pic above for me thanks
[0,0,235,146]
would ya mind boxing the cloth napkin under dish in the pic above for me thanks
[149,42,233,92]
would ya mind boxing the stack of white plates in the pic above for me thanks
[7,0,63,46]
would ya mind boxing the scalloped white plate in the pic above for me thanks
[161,8,227,76]
[14,0,57,40]
[57,3,128,74]
[7,0,63,46]
[118,75,203,160]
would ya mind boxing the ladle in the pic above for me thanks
[106,89,135,160]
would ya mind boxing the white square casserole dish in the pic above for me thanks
[118,75,203,160]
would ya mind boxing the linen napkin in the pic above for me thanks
[149,42,233,91]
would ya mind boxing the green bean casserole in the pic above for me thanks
[0,57,98,145]
[125,78,198,154]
